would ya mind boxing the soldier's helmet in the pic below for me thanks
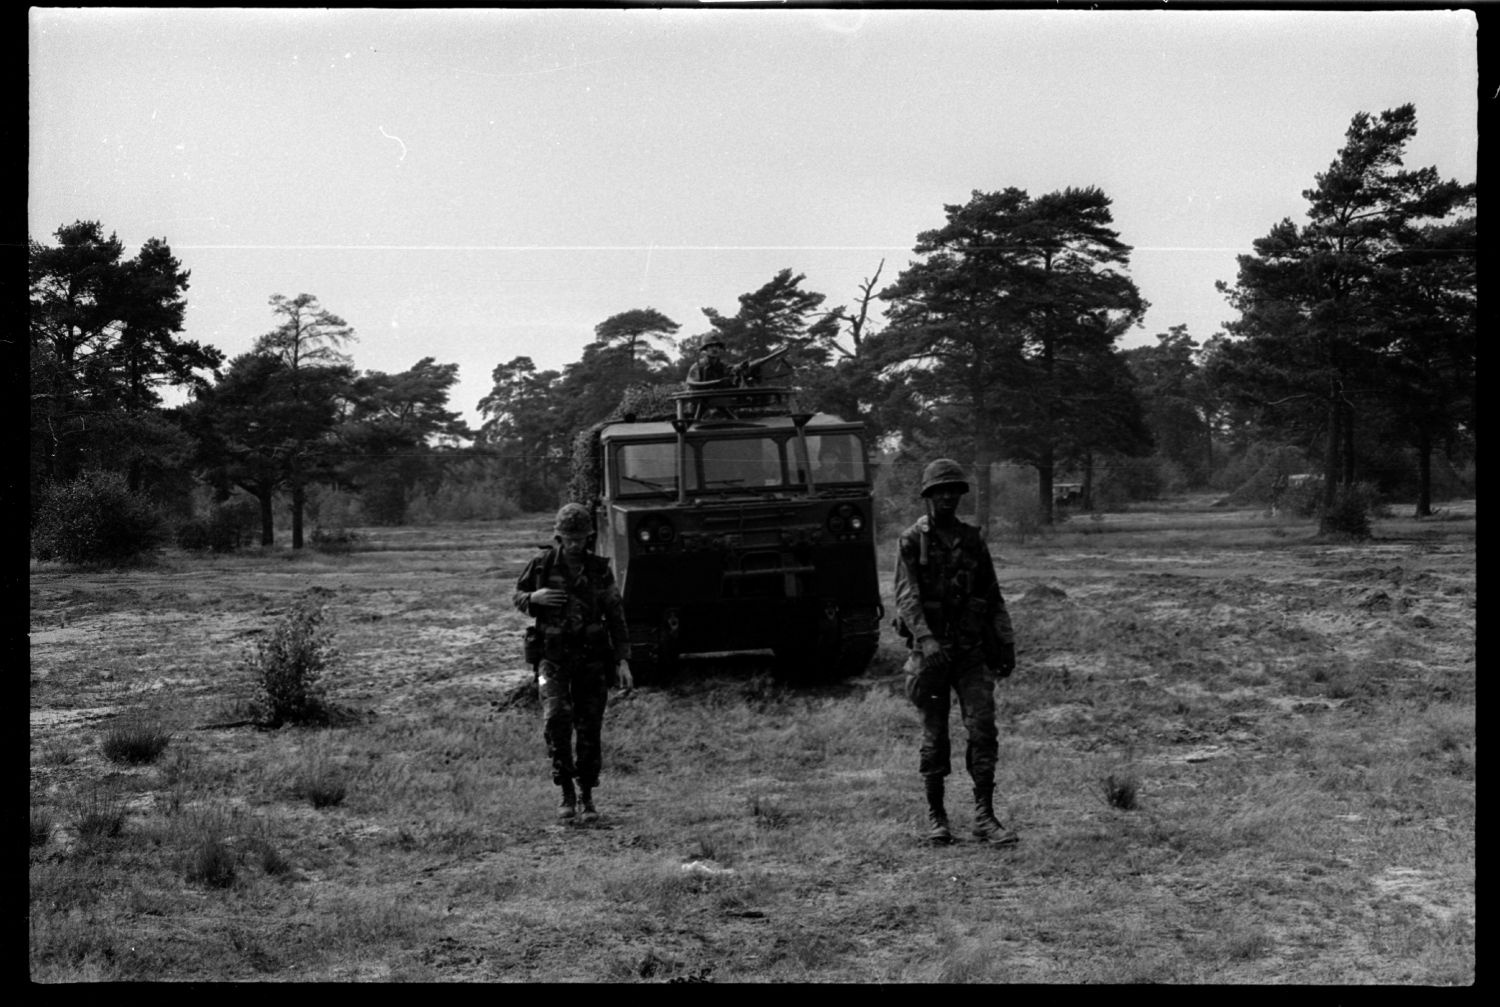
[554,502,595,538]
[920,458,969,497]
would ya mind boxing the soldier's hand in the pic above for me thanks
[614,660,634,691]
[996,641,1016,678]
[529,588,566,608]
[920,636,948,674]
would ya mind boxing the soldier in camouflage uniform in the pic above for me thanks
[514,503,634,823]
[685,338,733,390]
[894,459,1019,845]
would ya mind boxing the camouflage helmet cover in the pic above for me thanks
[920,458,969,497]
[553,502,595,537]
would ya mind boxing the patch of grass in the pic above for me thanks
[101,716,173,765]
[70,782,128,844]
[303,772,348,809]
[31,807,55,848]
[1209,920,1275,962]
[293,737,350,809]
[36,739,76,766]
[185,833,237,889]
[747,793,792,829]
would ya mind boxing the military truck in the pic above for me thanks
[575,384,882,684]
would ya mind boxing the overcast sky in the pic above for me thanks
[29,8,1478,429]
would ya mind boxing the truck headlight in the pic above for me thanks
[637,520,675,546]
[827,504,865,537]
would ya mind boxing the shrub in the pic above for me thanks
[176,498,260,553]
[1281,475,1325,517]
[310,526,361,554]
[175,519,214,552]
[1318,482,1385,539]
[252,838,292,876]
[246,593,339,727]
[991,465,1049,542]
[298,767,348,809]
[1092,455,1165,509]
[1102,772,1140,811]
[31,807,54,848]
[186,835,237,889]
[37,739,76,766]
[71,783,128,843]
[101,717,173,765]
[31,470,165,565]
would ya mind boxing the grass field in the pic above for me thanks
[29,499,1475,982]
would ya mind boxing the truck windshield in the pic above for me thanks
[787,433,866,485]
[616,441,694,496]
[700,437,785,490]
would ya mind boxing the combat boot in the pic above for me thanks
[578,782,599,823]
[557,779,577,822]
[971,784,1019,845]
[924,776,953,845]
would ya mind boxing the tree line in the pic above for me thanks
[30,104,1474,557]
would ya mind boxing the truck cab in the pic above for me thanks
[589,386,882,683]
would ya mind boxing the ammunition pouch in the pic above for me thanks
[539,621,612,664]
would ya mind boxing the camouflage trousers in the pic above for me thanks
[904,647,999,787]
[538,657,610,788]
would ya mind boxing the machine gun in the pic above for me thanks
[731,343,798,387]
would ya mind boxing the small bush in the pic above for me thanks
[295,742,349,809]
[72,783,128,843]
[1281,476,1325,518]
[992,465,1049,542]
[748,794,791,829]
[31,807,54,848]
[1318,482,1384,539]
[176,498,260,553]
[310,526,361,554]
[247,593,339,727]
[37,740,76,766]
[253,839,293,876]
[1092,455,1165,509]
[1102,772,1140,811]
[31,470,165,566]
[101,718,173,765]
[174,519,214,552]
[301,772,348,809]
[186,835,237,889]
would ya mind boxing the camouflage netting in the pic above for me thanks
[567,383,682,504]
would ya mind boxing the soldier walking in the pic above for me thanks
[894,459,1020,845]
[514,503,634,823]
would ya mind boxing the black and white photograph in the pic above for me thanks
[30,7,1475,983]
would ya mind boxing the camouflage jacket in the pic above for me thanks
[686,355,731,389]
[893,515,1014,651]
[513,547,631,662]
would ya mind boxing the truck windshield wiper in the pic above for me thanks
[622,475,674,492]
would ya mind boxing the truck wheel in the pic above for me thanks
[772,643,820,684]
[628,646,677,687]
[834,636,879,680]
